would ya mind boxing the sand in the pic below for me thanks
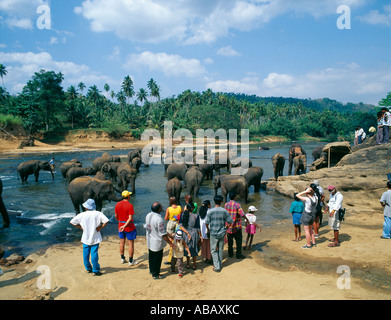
[0,138,390,300]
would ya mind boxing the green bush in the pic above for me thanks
[0,113,23,127]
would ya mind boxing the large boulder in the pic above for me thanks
[310,141,351,171]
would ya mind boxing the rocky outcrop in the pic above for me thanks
[268,143,391,215]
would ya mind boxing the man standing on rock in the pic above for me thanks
[380,181,391,239]
[325,185,343,247]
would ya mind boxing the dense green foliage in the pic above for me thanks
[0,68,382,141]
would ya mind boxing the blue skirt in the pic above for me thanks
[292,212,302,225]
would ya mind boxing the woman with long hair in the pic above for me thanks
[296,185,318,249]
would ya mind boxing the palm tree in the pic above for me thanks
[104,83,110,99]
[78,82,86,96]
[122,75,134,104]
[147,78,160,102]
[0,64,8,89]
[137,88,148,105]
[66,85,78,129]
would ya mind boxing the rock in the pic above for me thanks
[0,246,4,259]
[25,259,33,264]
[0,258,7,266]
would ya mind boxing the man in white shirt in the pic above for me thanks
[145,202,174,279]
[325,185,343,247]
[380,181,391,239]
[70,199,109,276]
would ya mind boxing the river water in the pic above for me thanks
[0,142,321,257]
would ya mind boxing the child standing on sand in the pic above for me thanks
[171,230,191,278]
[289,193,304,241]
[244,206,262,250]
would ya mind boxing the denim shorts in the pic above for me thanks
[119,229,137,240]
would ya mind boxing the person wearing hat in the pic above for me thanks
[115,190,139,266]
[244,206,262,250]
[312,180,325,238]
[325,185,344,247]
[171,229,191,278]
[70,198,109,276]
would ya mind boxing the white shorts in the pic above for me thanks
[329,212,340,231]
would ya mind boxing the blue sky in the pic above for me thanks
[0,0,390,105]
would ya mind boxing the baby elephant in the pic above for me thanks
[66,167,96,183]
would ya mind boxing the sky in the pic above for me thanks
[0,0,390,105]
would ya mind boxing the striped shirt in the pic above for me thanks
[224,200,245,234]
[205,207,233,238]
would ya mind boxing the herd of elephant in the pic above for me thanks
[3,143,310,225]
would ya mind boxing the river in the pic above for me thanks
[0,142,321,257]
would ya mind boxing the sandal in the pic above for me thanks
[301,244,312,249]
[192,264,196,270]
[328,242,340,247]
[153,275,166,280]
[328,238,335,242]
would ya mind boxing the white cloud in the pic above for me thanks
[0,0,45,29]
[206,63,391,104]
[74,0,369,44]
[217,46,241,57]
[124,51,206,78]
[0,51,114,93]
[357,5,391,26]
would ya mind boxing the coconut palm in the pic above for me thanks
[137,88,148,105]
[147,78,160,102]
[122,75,134,104]
[78,82,86,96]
[66,85,78,129]
[0,64,8,89]
[104,83,110,99]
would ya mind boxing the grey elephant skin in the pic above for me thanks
[293,154,307,175]
[288,144,306,175]
[60,159,82,178]
[184,167,204,198]
[93,152,121,172]
[68,176,122,214]
[213,175,248,203]
[243,166,263,192]
[166,163,188,181]
[101,162,122,183]
[17,160,54,182]
[66,167,96,183]
[271,153,285,180]
[166,177,182,203]
[117,163,137,193]
[0,178,10,228]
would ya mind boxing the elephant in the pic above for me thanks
[166,177,182,203]
[197,162,214,180]
[312,145,324,161]
[214,175,248,203]
[68,176,122,214]
[117,163,137,193]
[272,153,285,181]
[60,159,82,178]
[130,156,142,172]
[230,157,253,171]
[243,167,264,192]
[101,162,122,183]
[0,178,10,228]
[293,154,307,175]
[17,160,54,182]
[288,144,306,175]
[127,148,142,164]
[213,150,238,174]
[184,167,204,198]
[92,152,121,172]
[94,171,108,181]
[66,166,96,183]
[166,163,188,181]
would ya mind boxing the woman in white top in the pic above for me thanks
[296,186,318,249]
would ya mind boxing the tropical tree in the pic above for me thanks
[78,82,86,96]
[147,78,160,101]
[0,64,7,89]
[21,69,65,131]
[104,83,110,99]
[66,85,78,129]
[122,75,134,104]
[137,88,148,104]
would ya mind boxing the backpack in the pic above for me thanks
[338,208,346,221]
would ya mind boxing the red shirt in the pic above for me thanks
[115,200,135,232]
